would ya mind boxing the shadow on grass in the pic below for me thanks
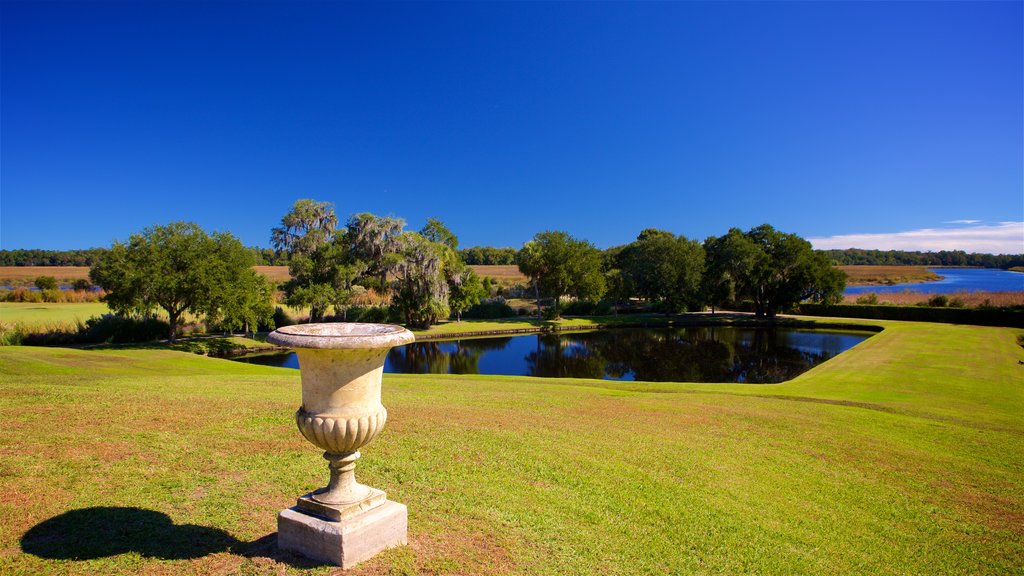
[20,506,322,567]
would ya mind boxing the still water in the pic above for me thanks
[237,327,871,383]
[844,267,1024,295]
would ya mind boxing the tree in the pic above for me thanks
[206,236,275,335]
[742,224,846,317]
[517,240,547,319]
[517,231,606,319]
[701,228,760,314]
[619,229,705,313]
[272,200,369,323]
[392,232,455,328]
[270,199,338,255]
[449,268,486,322]
[347,213,405,294]
[420,217,458,250]
[90,222,269,342]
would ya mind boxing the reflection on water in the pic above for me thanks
[240,327,870,383]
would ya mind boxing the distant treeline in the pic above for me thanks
[821,249,1024,269]
[459,246,518,265]
[0,248,109,266]
[5,246,1023,270]
[0,247,289,267]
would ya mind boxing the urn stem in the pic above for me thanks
[312,451,371,505]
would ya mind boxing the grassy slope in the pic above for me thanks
[0,321,1022,575]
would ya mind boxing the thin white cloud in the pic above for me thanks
[943,219,981,225]
[809,222,1024,254]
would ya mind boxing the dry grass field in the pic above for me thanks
[253,266,291,283]
[843,290,1024,308]
[0,266,293,286]
[469,265,527,286]
[0,266,91,287]
[838,265,941,286]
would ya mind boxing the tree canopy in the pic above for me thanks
[737,224,846,317]
[518,231,606,318]
[90,222,272,341]
[618,229,705,312]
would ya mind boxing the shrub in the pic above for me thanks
[562,299,616,316]
[272,306,295,329]
[462,300,515,319]
[41,289,63,303]
[948,297,965,308]
[34,276,58,291]
[926,294,949,307]
[345,306,390,324]
[0,322,26,346]
[82,314,171,343]
[71,279,92,291]
[855,293,879,305]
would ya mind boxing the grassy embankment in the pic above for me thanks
[1,318,1022,575]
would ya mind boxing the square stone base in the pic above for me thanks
[278,500,407,568]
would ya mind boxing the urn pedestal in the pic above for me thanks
[268,323,415,568]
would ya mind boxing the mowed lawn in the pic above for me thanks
[0,302,111,327]
[0,320,1022,575]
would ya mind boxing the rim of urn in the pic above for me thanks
[267,322,415,350]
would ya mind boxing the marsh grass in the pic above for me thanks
[842,290,1024,308]
[837,265,942,286]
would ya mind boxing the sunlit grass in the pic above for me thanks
[1,319,1021,574]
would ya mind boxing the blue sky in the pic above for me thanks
[2,1,1021,253]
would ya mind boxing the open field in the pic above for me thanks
[469,264,527,286]
[0,302,110,328]
[1,318,1022,575]
[253,266,291,283]
[843,290,1024,308]
[838,265,941,286]
[0,266,92,287]
[0,266,294,287]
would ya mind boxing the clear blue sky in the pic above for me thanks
[2,1,1021,252]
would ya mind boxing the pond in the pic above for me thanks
[236,326,872,383]
[844,267,1024,295]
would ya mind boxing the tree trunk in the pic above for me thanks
[168,310,180,342]
[534,281,541,321]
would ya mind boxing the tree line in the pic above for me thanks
[517,225,844,319]
[821,249,1024,269]
[0,246,289,267]
[7,245,1021,270]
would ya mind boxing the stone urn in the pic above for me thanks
[268,322,414,568]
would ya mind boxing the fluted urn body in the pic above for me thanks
[268,323,414,519]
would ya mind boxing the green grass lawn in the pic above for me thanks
[0,302,111,328]
[1,320,1022,575]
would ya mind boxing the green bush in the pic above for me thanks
[71,279,92,291]
[927,294,949,307]
[562,299,615,316]
[346,306,390,323]
[34,276,58,291]
[462,300,515,319]
[272,306,295,329]
[82,314,172,343]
